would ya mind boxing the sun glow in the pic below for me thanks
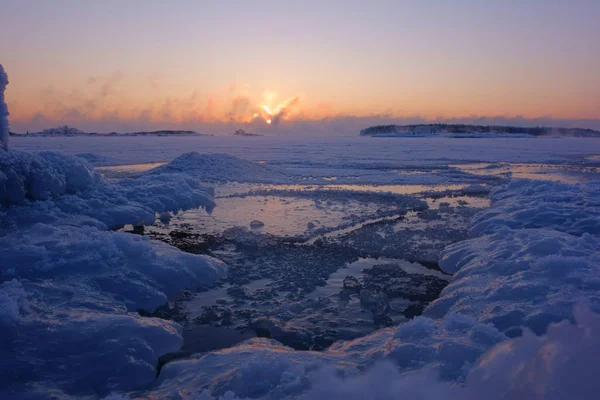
[254,96,300,126]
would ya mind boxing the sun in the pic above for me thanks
[266,119,272,124]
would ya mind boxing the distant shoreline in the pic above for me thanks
[9,127,212,137]
[360,124,600,138]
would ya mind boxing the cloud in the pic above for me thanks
[6,72,600,135]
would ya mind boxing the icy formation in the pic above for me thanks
[146,152,291,183]
[124,178,600,399]
[0,150,215,228]
[427,179,600,336]
[139,314,505,399]
[3,144,600,398]
[0,150,101,204]
[0,150,227,397]
[233,187,429,210]
[430,228,600,335]
[0,64,8,151]
[150,307,600,400]
[471,179,600,236]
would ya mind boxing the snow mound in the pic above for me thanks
[0,150,101,205]
[430,228,600,336]
[0,223,227,396]
[471,179,600,237]
[463,304,600,400]
[173,307,600,400]
[0,149,229,397]
[140,314,504,398]
[145,152,290,183]
[0,280,184,398]
[67,172,215,228]
[0,150,215,228]
[1,223,227,311]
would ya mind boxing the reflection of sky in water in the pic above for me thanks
[156,195,403,239]
[451,162,600,184]
[308,257,449,300]
[216,182,469,197]
[96,162,166,178]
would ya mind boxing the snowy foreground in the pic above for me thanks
[2,137,600,399]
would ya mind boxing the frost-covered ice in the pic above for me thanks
[427,179,600,337]
[2,136,600,399]
[470,179,600,236]
[129,176,600,399]
[0,150,215,228]
[135,307,600,400]
[0,150,227,397]
[11,135,600,186]
[139,313,506,399]
[431,227,600,335]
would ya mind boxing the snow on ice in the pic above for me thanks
[2,136,600,398]
[130,179,600,399]
[0,150,226,397]
[470,179,600,236]
[146,152,291,183]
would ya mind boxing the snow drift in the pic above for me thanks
[136,306,600,400]
[145,152,290,183]
[0,150,227,397]
[141,313,505,399]
[470,179,600,237]
[0,150,101,204]
[430,228,600,336]
[0,150,215,228]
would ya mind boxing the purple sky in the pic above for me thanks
[1,0,599,134]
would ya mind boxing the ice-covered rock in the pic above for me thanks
[0,279,184,397]
[430,180,600,337]
[159,211,172,223]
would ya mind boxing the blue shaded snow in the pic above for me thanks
[133,178,600,400]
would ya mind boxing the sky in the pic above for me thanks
[1,0,599,134]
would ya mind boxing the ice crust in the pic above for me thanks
[133,179,600,399]
[0,150,226,397]
[2,144,600,399]
[0,150,215,228]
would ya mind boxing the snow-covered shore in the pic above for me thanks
[1,143,600,399]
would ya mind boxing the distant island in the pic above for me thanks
[233,129,263,137]
[360,124,600,138]
[10,125,212,137]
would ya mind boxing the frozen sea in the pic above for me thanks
[3,135,600,399]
